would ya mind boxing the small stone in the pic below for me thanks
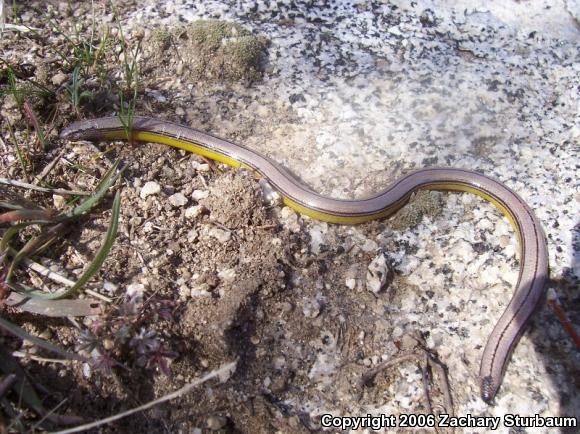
[270,375,288,393]
[345,278,356,290]
[259,178,281,206]
[206,415,227,431]
[140,181,161,199]
[129,216,143,227]
[186,229,199,242]
[52,194,66,209]
[366,252,394,293]
[191,161,210,172]
[279,207,301,232]
[217,268,236,283]
[178,285,191,300]
[185,205,207,219]
[103,281,119,294]
[39,329,52,340]
[208,227,231,243]
[309,223,328,254]
[168,192,188,207]
[191,283,212,297]
[302,298,322,318]
[192,189,209,201]
[499,235,511,248]
[82,362,91,378]
[273,356,286,370]
[127,283,146,297]
[51,71,67,86]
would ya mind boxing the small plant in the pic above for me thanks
[67,65,93,113]
[44,0,107,77]
[0,61,54,156]
[0,60,55,104]
[1,160,122,298]
[111,2,142,140]
[0,160,123,428]
[75,293,178,378]
[5,120,32,177]
[22,101,46,151]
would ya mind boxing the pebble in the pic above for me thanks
[366,252,393,293]
[258,178,281,206]
[52,194,66,209]
[140,181,161,199]
[82,363,91,378]
[309,223,328,254]
[185,205,206,219]
[191,283,212,297]
[191,161,210,172]
[217,268,236,283]
[39,329,52,340]
[103,281,119,294]
[168,192,188,207]
[279,207,301,233]
[51,71,67,86]
[302,297,322,318]
[206,415,227,431]
[192,189,209,201]
[178,284,191,300]
[186,229,199,242]
[126,282,146,297]
[207,227,231,243]
[102,338,115,350]
[345,278,356,290]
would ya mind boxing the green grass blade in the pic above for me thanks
[6,222,68,280]
[62,159,121,219]
[0,317,82,360]
[20,191,121,300]
[0,222,31,253]
[0,345,48,417]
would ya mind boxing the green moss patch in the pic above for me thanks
[390,190,443,230]
[145,20,267,85]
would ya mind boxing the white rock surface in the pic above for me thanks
[366,252,393,293]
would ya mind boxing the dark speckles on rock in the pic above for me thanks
[446,303,460,313]
[487,79,501,91]
[472,242,488,254]
[289,93,306,104]
[439,264,453,275]
[419,9,437,27]
[422,156,438,166]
